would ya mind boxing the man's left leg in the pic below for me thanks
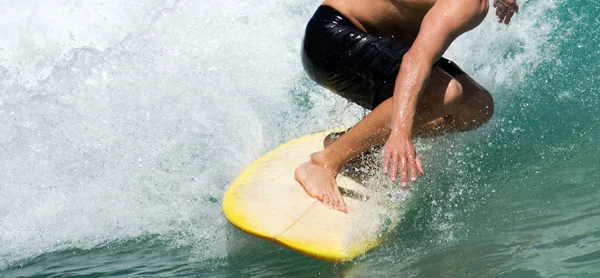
[324,73,494,147]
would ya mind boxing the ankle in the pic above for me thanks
[310,151,342,174]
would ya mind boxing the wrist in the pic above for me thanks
[390,125,412,138]
[391,118,413,137]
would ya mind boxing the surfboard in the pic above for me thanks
[222,129,404,262]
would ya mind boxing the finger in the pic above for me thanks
[391,151,399,182]
[400,155,408,187]
[504,10,515,24]
[496,6,502,21]
[498,6,507,23]
[383,149,391,174]
[416,155,424,175]
[493,0,497,8]
[408,152,417,182]
[498,5,508,22]
[514,2,520,12]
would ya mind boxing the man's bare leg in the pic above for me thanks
[323,74,494,147]
[295,68,491,212]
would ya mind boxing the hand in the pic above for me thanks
[383,133,424,187]
[494,0,519,25]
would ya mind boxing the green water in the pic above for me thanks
[1,0,600,277]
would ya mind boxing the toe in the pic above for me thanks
[333,189,347,213]
[330,192,340,209]
[325,190,336,209]
[316,193,325,202]
[322,195,331,207]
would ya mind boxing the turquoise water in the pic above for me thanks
[1,0,599,277]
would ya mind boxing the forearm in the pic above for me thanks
[390,53,432,137]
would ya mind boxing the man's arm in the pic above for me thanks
[383,0,489,184]
[390,0,489,136]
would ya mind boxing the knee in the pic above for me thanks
[451,82,494,132]
[462,87,494,131]
[445,79,464,111]
[477,88,494,124]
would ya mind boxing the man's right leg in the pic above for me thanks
[295,67,465,212]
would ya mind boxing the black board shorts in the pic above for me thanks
[301,5,465,110]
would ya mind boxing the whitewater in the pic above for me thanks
[1,0,599,277]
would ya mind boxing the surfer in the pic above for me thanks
[295,0,519,212]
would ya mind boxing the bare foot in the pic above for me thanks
[323,131,379,179]
[294,153,347,213]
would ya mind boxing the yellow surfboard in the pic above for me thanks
[222,129,404,262]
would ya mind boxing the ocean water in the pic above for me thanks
[1,0,599,277]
